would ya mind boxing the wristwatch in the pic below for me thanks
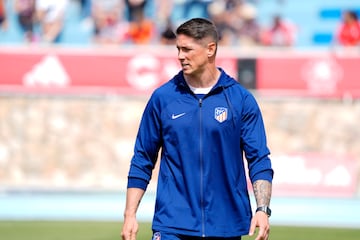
[256,206,272,217]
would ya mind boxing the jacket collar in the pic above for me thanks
[175,68,236,92]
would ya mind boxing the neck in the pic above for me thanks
[184,66,221,88]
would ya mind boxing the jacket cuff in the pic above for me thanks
[127,177,148,190]
[251,169,274,183]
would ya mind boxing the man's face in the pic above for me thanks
[176,34,209,76]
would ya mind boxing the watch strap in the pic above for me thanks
[256,206,271,217]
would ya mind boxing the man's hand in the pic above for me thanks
[121,215,139,240]
[121,188,145,240]
[249,211,270,240]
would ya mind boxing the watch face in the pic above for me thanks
[256,206,271,217]
[265,207,271,216]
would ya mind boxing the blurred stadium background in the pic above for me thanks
[0,0,360,239]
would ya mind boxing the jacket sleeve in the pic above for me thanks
[241,93,274,183]
[127,93,162,190]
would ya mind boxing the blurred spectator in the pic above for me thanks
[91,0,128,45]
[208,0,260,46]
[208,0,238,45]
[127,8,155,44]
[35,0,69,43]
[336,10,360,46]
[125,0,147,21]
[0,0,7,31]
[237,2,260,46]
[260,15,296,47]
[154,0,173,29]
[159,18,176,45]
[14,0,36,42]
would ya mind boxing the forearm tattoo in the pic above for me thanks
[253,180,272,207]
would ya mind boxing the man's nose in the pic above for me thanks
[178,50,185,60]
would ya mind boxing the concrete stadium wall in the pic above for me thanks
[0,95,359,195]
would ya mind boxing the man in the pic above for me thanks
[0,0,7,31]
[337,10,360,46]
[121,18,273,240]
[260,15,296,47]
[35,0,69,43]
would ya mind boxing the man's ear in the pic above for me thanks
[207,42,217,57]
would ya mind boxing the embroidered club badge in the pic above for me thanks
[214,107,228,123]
[153,232,161,240]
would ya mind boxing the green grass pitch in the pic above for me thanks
[0,221,359,240]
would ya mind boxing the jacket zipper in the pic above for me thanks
[199,98,205,237]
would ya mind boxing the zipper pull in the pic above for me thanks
[199,98,202,107]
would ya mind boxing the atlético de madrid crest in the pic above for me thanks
[214,107,228,123]
[152,232,161,240]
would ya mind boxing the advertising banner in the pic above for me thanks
[257,55,360,98]
[1,48,359,98]
[271,153,358,197]
[0,48,237,95]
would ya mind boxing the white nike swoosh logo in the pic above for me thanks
[171,113,186,119]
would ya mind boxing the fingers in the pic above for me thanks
[254,227,266,240]
[121,230,129,240]
[249,212,270,240]
[131,231,136,240]
[248,218,257,236]
[254,225,270,240]
[121,220,138,240]
[121,230,136,240]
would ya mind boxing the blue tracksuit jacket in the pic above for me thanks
[127,69,273,237]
